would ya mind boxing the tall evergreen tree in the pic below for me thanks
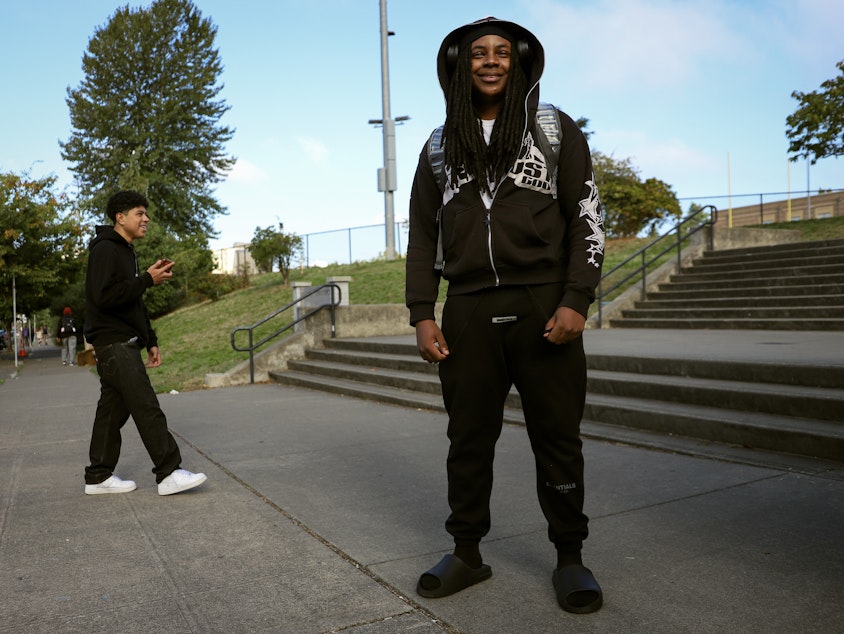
[60,0,234,237]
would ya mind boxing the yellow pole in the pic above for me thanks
[727,152,733,227]
[787,160,792,221]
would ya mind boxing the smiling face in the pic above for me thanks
[114,205,150,243]
[470,34,511,119]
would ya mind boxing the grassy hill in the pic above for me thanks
[148,217,844,393]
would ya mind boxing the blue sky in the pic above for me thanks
[1,0,842,255]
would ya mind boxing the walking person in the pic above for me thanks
[57,307,78,365]
[406,17,605,613]
[83,190,207,496]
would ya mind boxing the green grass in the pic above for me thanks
[149,219,838,393]
[148,259,446,392]
[748,215,844,240]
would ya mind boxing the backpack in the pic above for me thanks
[60,315,77,337]
[427,102,563,270]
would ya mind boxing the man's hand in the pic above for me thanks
[145,346,162,368]
[543,306,586,344]
[415,319,450,364]
[147,259,175,286]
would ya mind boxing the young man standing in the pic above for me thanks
[83,190,207,496]
[406,18,605,613]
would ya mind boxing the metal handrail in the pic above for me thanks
[596,205,718,328]
[231,283,342,383]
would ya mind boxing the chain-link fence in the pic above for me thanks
[299,222,408,267]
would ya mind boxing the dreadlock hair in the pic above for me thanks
[442,44,528,194]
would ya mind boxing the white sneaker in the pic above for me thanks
[158,469,207,496]
[85,475,137,495]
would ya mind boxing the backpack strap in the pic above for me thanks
[534,102,562,196]
[428,125,447,193]
[427,125,447,271]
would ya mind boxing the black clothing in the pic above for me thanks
[407,16,603,326]
[85,341,181,484]
[84,225,158,350]
[57,314,79,341]
[438,284,588,547]
[83,224,180,485]
[405,17,604,554]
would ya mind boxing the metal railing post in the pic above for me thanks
[231,283,343,383]
[248,329,254,384]
[676,220,682,272]
[641,250,647,299]
[597,279,603,328]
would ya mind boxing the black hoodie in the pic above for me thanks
[406,17,605,326]
[84,225,158,349]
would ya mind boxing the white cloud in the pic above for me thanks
[596,127,725,196]
[227,158,267,183]
[297,136,329,164]
[529,0,743,92]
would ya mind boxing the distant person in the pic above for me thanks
[83,189,207,496]
[57,308,78,365]
[405,18,605,613]
[40,324,48,345]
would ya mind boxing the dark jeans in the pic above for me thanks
[438,283,589,551]
[85,341,181,485]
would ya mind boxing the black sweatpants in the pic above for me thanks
[85,341,182,485]
[438,283,589,552]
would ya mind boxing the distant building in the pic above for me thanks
[212,243,259,275]
[719,191,843,227]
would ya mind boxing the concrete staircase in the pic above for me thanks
[269,337,844,464]
[610,238,844,330]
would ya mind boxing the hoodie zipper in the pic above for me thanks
[485,193,500,286]
[482,81,542,287]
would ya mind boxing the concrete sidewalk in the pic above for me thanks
[1,338,843,633]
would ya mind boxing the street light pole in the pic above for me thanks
[372,0,408,261]
[12,273,18,368]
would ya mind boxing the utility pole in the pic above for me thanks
[12,273,18,368]
[370,0,409,261]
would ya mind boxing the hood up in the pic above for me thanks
[436,16,545,113]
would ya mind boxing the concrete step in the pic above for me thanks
[636,295,840,309]
[697,243,844,264]
[702,238,844,260]
[684,253,844,276]
[584,392,844,461]
[608,317,844,330]
[289,351,843,422]
[318,341,844,388]
[647,284,844,300]
[659,273,844,292]
[620,306,844,320]
[268,338,844,462]
[674,263,844,282]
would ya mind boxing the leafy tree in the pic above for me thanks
[250,224,303,286]
[786,60,844,163]
[0,173,87,322]
[60,0,235,236]
[592,152,681,239]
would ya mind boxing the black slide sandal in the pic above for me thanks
[552,564,603,614]
[417,554,492,598]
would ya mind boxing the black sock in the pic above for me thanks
[556,549,583,569]
[453,543,483,569]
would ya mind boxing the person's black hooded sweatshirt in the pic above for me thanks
[84,225,158,350]
[406,17,605,325]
